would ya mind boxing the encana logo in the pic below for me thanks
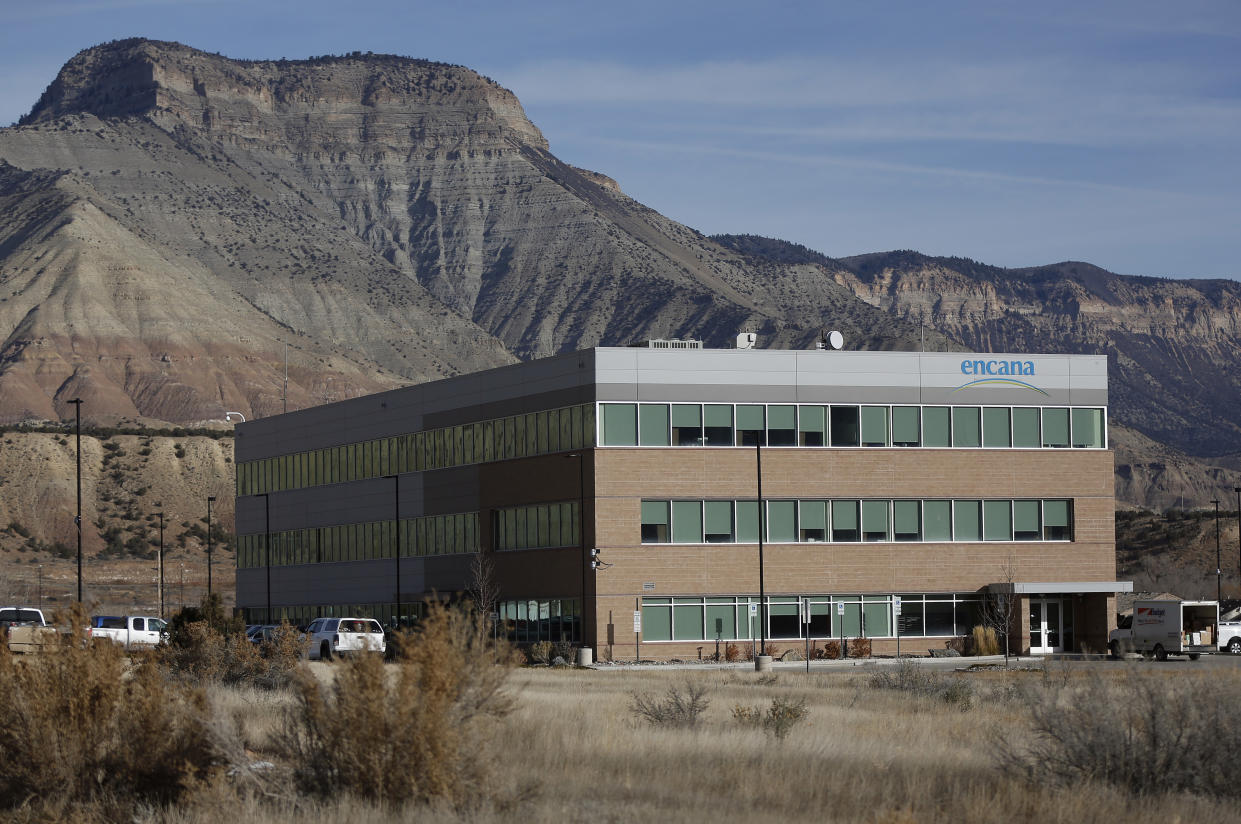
[953,359,1048,395]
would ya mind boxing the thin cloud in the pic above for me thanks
[590,135,1218,200]
[504,55,1241,148]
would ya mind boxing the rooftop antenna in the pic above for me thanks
[283,342,288,414]
[817,330,844,351]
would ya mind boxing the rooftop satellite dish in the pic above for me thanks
[736,332,757,350]
[828,330,844,350]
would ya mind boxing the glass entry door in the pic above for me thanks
[1029,598,1063,654]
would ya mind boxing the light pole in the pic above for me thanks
[382,475,402,628]
[755,441,768,669]
[1235,488,1240,595]
[37,564,42,609]
[256,493,272,622]
[67,398,82,603]
[157,512,165,618]
[1213,500,1222,603]
[566,453,589,658]
[207,496,216,600]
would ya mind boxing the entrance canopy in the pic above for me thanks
[988,581,1133,595]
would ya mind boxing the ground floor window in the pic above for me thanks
[639,594,981,642]
[497,598,580,645]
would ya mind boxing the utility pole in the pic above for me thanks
[157,512,165,618]
[67,398,83,602]
[207,496,216,599]
[1213,500,1222,603]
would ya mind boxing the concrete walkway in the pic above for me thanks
[590,653,1046,672]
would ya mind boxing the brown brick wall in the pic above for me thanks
[587,447,1116,658]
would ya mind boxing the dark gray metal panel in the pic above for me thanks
[421,385,595,430]
[423,554,476,593]
[237,558,429,609]
[235,474,426,535]
[236,351,597,462]
[422,465,481,515]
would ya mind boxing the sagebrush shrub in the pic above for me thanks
[997,669,1241,798]
[630,681,710,728]
[732,696,809,741]
[0,605,219,817]
[158,618,305,690]
[527,640,553,665]
[868,659,973,710]
[280,602,516,808]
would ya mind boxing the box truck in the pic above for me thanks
[1109,599,1217,661]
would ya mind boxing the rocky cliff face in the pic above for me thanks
[828,254,1241,458]
[0,39,935,426]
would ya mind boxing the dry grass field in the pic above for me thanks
[149,662,1241,824]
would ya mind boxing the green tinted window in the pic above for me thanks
[1043,408,1069,447]
[641,603,671,641]
[984,500,1012,541]
[952,407,981,447]
[954,500,981,541]
[736,501,760,542]
[923,407,951,447]
[672,501,703,543]
[1072,408,1104,448]
[983,407,1011,448]
[831,500,859,541]
[893,500,921,541]
[799,405,826,446]
[767,500,797,542]
[861,407,889,447]
[1013,407,1040,448]
[704,501,734,542]
[602,404,638,446]
[639,404,670,446]
[673,604,705,641]
[892,406,920,446]
[1013,500,1041,540]
[862,500,890,541]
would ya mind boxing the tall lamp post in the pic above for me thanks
[755,441,769,670]
[1235,488,1241,595]
[67,398,83,602]
[565,453,589,659]
[258,493,272,623]
[1213,499,1222,604]
[382,475,402,628]
[207,496,216,600]
[157,512,165,618]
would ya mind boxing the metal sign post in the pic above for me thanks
[801,598,811,673]
[837,601,845,659]
[894,596,902,658]
[633,603,642,662]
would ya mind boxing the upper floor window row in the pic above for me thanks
[640,498,1073,545]
[237,403,595,497]
[599,403,1105,450]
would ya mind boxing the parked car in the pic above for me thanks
[305,617,385,660]
[1,607,55,653]
[88,615,168,650]
[247,624,279,645]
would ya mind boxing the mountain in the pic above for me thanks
[0,38,946,426]
[714,236,1241,463]
[1,38,1239,514]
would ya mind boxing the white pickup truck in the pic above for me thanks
[88,615,168,649]
[1110,599,1218,661]
[1218,612,1241,654]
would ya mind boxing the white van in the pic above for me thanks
[305,617,386,660]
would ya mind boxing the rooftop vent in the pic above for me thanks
[631,338,704,349]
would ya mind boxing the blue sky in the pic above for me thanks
[1,0,1238,278]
